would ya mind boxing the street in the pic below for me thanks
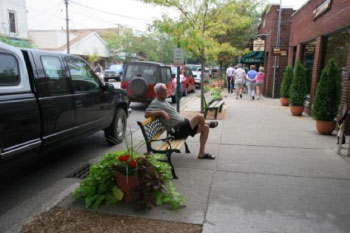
[0,86,196,232]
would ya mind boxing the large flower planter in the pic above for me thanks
[290,105,304,116]
[114,172,138,202]
[316,120,336,135]
[280,98,289,106]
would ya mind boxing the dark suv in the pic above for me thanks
[121,61,174,103]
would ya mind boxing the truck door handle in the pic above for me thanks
[75,100,83,108]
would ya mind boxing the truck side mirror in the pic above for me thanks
[103,82,115,92]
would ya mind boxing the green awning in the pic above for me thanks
[239,51,264,64]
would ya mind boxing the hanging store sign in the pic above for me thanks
[313,0,332,20]
[253,38,265,51]
[272,48,288,56]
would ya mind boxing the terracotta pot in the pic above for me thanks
[114,172,138,202]
[290,105,304,116]
[280,97,289,106]
[316,120,336,135]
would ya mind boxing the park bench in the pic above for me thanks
[203,95,225,120]
[137,117,191,179]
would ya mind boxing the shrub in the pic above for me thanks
[280,66,293,98]
[289,61,308,106]
[312,58,342,121]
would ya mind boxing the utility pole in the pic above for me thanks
[64,0,70,54]
[272,0,282,98]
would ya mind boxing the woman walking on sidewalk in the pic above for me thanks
[255,66,265,100]
[246,65,257,100]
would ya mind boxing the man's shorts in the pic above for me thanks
[235,82,244,89]
[172,119,198,139]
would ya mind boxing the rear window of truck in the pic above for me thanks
[0,53,19,86]
[124,64,157,83]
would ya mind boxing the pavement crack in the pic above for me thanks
[216,169,350,181]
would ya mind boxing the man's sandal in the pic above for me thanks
[208,121,219,128]
[198,153,216,160]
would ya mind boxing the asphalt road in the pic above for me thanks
[0,82,197,232]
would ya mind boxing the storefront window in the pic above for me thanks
[323,28,350,76]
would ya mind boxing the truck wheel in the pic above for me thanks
[104,108,127,145]
[104,78,109,82]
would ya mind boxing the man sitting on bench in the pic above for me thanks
[145,83,218,159]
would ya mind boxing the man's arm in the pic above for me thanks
[145,110,170,121]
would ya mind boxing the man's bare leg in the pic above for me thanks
[198,124,209,156]
[189,114,205,129]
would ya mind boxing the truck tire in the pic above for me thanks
[104,108,127,145]
[130,78,148,97]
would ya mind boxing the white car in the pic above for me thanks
[191,66,210,88]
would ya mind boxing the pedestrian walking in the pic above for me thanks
[255,66,265,100]
[234,64,246,99]
[226,64,235,93]
[246,65,257,100]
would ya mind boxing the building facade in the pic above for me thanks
[258,5,294,98]
[0,0,28,39]
[288,0,350,119]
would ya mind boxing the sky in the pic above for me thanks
[25,0,309,32]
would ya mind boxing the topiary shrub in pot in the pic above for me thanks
[289,61,308,116]
[280,66,293,106]
[312,58,342,135]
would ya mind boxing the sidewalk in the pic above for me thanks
[50,92,350,232]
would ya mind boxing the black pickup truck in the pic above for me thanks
[0,42,129,161]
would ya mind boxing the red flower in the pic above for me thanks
[129,160,137,168]
[119,154,130,162]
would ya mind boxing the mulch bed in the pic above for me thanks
[19,207,202,233]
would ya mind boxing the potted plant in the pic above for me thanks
[74,151,185,210]
[280,66,293,106]
[289,61,308,116]
[312,58,342,135]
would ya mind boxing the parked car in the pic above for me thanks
[104,64,123,82]
[121,61,174,103]
[190,65,210,88]
[0,42,129,162]
[170,66,195,97]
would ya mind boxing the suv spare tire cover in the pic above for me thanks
[129,77,148,97]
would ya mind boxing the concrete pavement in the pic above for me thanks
[49,92,350,232]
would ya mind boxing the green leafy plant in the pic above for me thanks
[74,152,185,210]
[73,152,125,209]
[280,66,293,98]
[211,87,223,101]
[289,61,308,106]
[312,58,342,121]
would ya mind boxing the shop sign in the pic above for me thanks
[272,48,288,56]
[253,38,265,51]
[313,0,332,20]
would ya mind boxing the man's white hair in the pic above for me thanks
[154,83,166,94]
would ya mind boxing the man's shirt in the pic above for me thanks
[146,98,185,131]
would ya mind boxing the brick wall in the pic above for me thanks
[259,5,294,97]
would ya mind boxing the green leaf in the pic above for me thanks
[92,195,105,209]
[112,186,124,201]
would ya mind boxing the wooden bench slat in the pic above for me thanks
[142,117,154,126]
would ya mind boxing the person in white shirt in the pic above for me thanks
[234,64,247,99]
[226,64,235,93]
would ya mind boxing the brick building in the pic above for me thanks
[287,0,350,119]
[258,5,294,98]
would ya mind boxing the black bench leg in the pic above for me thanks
[166,153,178,179]
[214,109,219,119]
[185,142,190,153]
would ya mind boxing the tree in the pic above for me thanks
[289,61,308,106]
[280,66,293,98]
[143,0,265,112]
[312,58,342,121]
[84,49,100,66]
